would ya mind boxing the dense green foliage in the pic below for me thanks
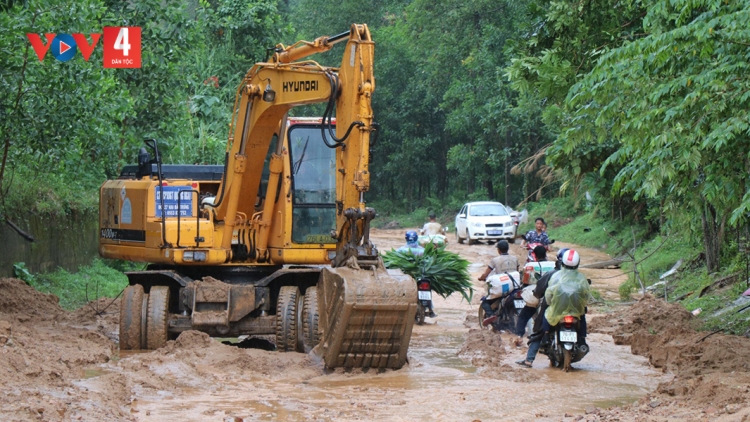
[382,243,473,302]
[0,0,286,219]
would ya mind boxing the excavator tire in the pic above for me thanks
[300,286,320,353]
[276,286,299,352]
[295,292,305,353]
[120,284,144,350]
[146,286,170,350]
[317,264,417,369]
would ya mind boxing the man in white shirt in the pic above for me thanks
[420,213,444,236]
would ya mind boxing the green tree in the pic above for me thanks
[557,0,750,271]
[506,0,647,209]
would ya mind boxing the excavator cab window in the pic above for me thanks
[289,125,336,244]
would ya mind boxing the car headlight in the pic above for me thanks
[505,222,514,227]
[471,222,483,227]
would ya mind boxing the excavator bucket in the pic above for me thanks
[316,264,417,369]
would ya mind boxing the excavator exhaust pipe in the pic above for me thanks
[316,264,417,369]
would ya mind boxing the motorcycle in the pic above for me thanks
[415,277,433,325]
[521,260,556,284]
[478,272,525,332]
[418,234,447,247]
[539,314,589,372]
[520,234,555,262]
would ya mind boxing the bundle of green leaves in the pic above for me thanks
[382,243,473,303]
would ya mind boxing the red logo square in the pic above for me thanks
[103,27,141,68]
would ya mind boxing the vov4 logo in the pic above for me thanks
[26,27,141,68]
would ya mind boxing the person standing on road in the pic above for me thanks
[478,240,520,326]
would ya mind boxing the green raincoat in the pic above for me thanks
[544,268,590,326]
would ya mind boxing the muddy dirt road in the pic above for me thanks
[2,229,750,421]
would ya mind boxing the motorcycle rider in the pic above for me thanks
[478,240,520,326]
[541,249,590,346]
[513,247,548,341]
[520,217,551,250]
[420,213,445,236]
[397,230,437,318]
[516,249,589,368]
[397,230,424,256]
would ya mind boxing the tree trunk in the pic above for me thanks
[504,131,510,205]
[701,201,725,273]
[484,163,494,200]
[1,13,38,193]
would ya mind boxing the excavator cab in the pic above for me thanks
[288,121,337,244]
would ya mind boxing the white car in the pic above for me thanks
[455,201,516,244]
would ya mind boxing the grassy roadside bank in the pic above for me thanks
[12,259,138,311]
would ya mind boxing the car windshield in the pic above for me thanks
[469,204,508,217]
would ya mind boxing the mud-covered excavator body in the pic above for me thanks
[99,25,417,369]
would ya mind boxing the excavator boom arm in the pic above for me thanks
[215,24,378,266]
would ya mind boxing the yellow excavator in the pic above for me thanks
[99,24,417,369]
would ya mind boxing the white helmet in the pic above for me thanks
[561,249,580,269]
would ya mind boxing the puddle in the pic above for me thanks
[116,349,150,360]
[78,367,110,379]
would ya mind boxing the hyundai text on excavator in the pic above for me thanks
[99,25,418,369]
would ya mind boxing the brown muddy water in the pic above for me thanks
[118,229,668,421]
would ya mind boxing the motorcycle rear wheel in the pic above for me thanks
[477,307,491,330]
[563,348,573,372]
[507,310,519,335]
[415,303,426,325]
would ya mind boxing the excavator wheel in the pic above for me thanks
[120,284,144,350]
[275,286,300,352]
[295,292,305,353]
[146,286,170,350]
[300,286,320,353]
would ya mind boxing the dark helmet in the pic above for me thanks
[554,248,569,270]
[533,245,547,261]
[496,240,510,252]
[405,230,419,243]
